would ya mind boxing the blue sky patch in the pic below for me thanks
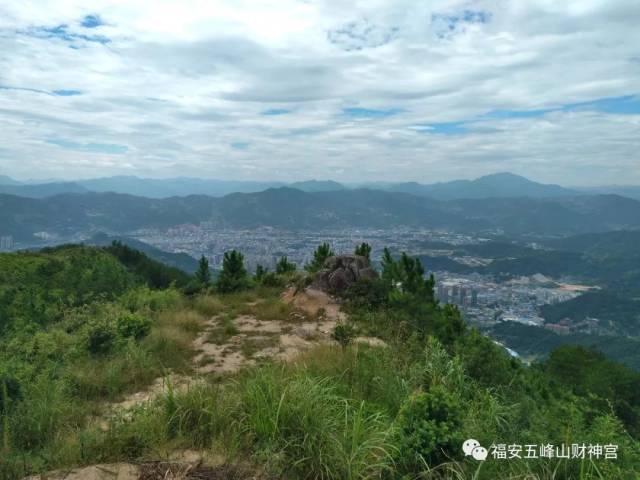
[231,142,250,150]
[424,121,469,135]
[53,89,82,96]
[81,15,104,28]
[23,24,110,44]
[432,9,491,38]
[479,108,555,120]
[262,108,290,116]
[46,138,127,154]
[328,20,399,51]
[343,107,403,119]
[564,95,640,115]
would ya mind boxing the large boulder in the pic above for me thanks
[312,254,378,293]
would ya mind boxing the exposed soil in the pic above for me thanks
[50,288,384,480]
[24,462,276,480]
[191,288,340,375]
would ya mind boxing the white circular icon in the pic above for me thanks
[472,446,488,461]
[462,438,480,456]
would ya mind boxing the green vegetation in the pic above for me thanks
[354,242,372,260]
[490,321,640,371]
[331,323,356,350]
[1,243,639,479]
[105,240,191,288]
[216,250,249,293]
[305,242,334,273]
[541,291,640,336]
[275,256,296,274]
[195,255,211,287]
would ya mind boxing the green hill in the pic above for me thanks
[0,244,639,479]
[0,244,190,336]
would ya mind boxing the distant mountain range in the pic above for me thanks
[379,172,577,200]
[574,185,640,201]
[2,172,638,201]
[1,187,639,242]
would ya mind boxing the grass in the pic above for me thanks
[234,297,297,322]
[3,283,640,480]
[207,313,239,345]
[238,334,280,359]
[191,294,225,317]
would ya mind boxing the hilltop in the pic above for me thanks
[1,243,639,479]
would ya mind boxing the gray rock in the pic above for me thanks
[311,254,378,293]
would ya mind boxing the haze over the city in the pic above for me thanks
[1,0,639,185]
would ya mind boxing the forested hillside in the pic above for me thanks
[1,245,639,479]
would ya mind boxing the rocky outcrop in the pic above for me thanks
[311,255,378,293]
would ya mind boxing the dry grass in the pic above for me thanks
[192,295,226,317]
[207,315,239,345]
[158,310,207,335]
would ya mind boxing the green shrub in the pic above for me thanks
[116,313,151,341]
[85,321,117,355]
[275,256,296,274]
[332,324,357,351]
[237,366,394,478]
[395,385,465,473]
[259,272,286,288]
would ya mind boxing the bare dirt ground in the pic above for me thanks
[100,288,342,417]
[24,461,275,480]
[105,287,385,414]
[192,288,340,374]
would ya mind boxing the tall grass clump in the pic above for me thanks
[234,365,395,478]
[191,294,225,317]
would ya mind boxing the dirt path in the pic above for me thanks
[103,288,344,416]
[192,288,341,374]
[30,289,385,479]
[106,287,387,416]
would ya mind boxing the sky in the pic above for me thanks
[1,0,639,185]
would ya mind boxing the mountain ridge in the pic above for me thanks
[0,172,616,200]
[1,188,639,243]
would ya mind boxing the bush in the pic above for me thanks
[259,272,286,288]
[343,278,390,310]
[85,321,117,355]
[116,313,151,341]
[395,385,465,472]
[275,256,296,274]
[332,324,357,350]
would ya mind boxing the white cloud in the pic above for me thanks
[0,0,639,185]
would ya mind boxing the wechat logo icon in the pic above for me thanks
[463,439,488,461]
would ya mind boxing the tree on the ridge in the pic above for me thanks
[354,242,372,260]
[381,247,397,285]
[255,264,268,281]
[195,255,211,287]
[276,256,296,274]
[217,250,248,293]
[305,243,334,273]
[381,249,435,301]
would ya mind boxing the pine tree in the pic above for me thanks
[354,242,372,260]
[381,247,397,285]
[217,250,248,293]
[195,255,211,287]
[276,256,296,274]
[255,264,267,281]
[305,243,334,273]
